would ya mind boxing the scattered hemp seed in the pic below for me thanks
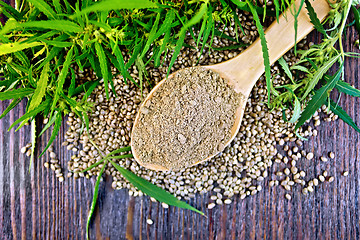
[210,195,217,200]
[343,171,349,176]
[329,152,335,159]
[20,147,27,154]
[320,156,328,162]
[319,175,325,182]
[208,203,216,209]
[44,162,49,168]
[285,194,291,200]
[328,176,335,183]
[147,219,154,225]
[161,203,169,209]
[269,181,275,187]
[26,150,31,157]
[224,199,232,204]
[306,152,314,160]
[50,152,56,159]
[313,179,319,186]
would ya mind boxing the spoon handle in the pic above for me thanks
[208,0,330,96]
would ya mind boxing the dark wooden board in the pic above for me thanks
[1,10,360,240]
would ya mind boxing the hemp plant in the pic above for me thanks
[269,0,360,134]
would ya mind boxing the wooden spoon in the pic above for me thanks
[131,0,331,171]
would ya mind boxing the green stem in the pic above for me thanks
[338,0,353,60]
[88,136,106,157]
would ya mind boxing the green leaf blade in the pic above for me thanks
[110,160,204,216]
[86,163,106,240]
[289,96,301,123]
[106,146,132,157]
[0,98,21,119]
[301,54,340,101]
[246,0,272,105]
[295,66,343,130]
[9,99,50,131]
[0,88,34,101]
[39,112,63,157]
[330,99,360,134]
[0,42,43,56]
[94,42,110,99]
[336,80,360,97]
[28,62,50,112]
[351,6,360,35]
[168,3,207,75]
[21,20,82,33]
[76,0,158,16]
[278,57,294,83]
[28,0,57,19]
[304,0,327,35]
[51,46,74,115]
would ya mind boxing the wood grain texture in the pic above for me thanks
[1,11,360,240]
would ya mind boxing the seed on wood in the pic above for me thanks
[147,219,154,225]
[328,152,335,159]
[208,203,216,209]
[44,162,49,168]
[320,157,328,162]
[285,194,291,200]
[328,176,334,182]
[26,149,31,157]
[319,175,325,182]
[343,171,349,176]
[21,147,27,154]
[50,152,56,159]
[306,152,314,160]
[210,195,217,200]
[269,180,275,187]
[308,180,314,187]
[313,179,319,186]
[224,199,232,204]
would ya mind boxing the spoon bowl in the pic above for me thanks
[131,0,331,171]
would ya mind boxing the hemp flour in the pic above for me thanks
[132,67,241,170]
